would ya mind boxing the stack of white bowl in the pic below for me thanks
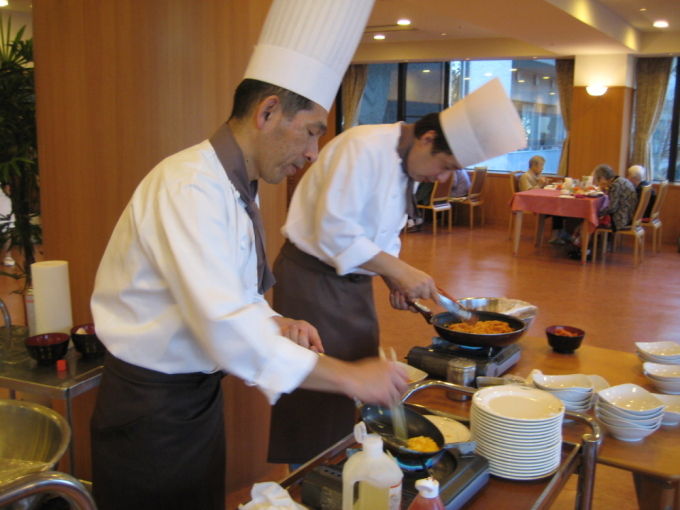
[529,369,595,412]
[653,394,680,426]
[470,385,564,480]
[635,341,680,365]
[595,383,665,442]
[642,362,680,394]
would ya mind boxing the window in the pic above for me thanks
[650,57,680,182]
[351,59,566,173]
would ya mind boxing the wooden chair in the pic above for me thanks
[592,184,652,266]
[642,180,668,253]
[507,171,522,238]
[450,167,487,228]
[415,173,453,234]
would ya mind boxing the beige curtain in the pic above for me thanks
[341,64,368,130]
[555,59,574,176]
[630,57,672,175]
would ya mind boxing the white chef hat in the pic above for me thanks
[439,78,527,168]
[244,0,375,112]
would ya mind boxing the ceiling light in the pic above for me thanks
[440,32,448,36]
[542,76,551,80]
[586,84,608,96]
[511,68,518,72]
[0,0,8,7]
[397,19,411,26]
[549,92,556,95]
[639,8,647,12]
[518,79,526,83]
[653,20,669,28]
[422,69,431,73]
[373,34,386,40]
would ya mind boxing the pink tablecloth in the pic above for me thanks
[510,189,608,231]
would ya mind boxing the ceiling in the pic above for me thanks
[358,0,680,61]
[2,0,678,58]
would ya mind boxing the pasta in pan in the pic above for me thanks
[444,320,513,334]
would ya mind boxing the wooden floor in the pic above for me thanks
[4,222,680,509]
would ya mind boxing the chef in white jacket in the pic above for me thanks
[89,2,406,510]
[268,78,528,465]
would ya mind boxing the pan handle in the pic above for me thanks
[407,299,433,323]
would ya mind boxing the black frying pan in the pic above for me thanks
[410,300,527,348]
[360,404,445,462]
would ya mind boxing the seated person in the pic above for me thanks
[519,155,568,244]
[450,168,471,198]
[625,164,656,218]
[593,164,637,231]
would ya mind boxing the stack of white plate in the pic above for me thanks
[635,341,680,365]
[595,383,665,442]
[642,362,680,394]
[652,394,680,426]
[470,385,564,480]
[529,370,596,412]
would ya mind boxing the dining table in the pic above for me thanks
[243,334,679,510]
[510,189,608,264]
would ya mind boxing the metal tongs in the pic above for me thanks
[436,287,479,325]
[379,347,408,443]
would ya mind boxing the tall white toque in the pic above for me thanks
[244,0,375,112]
[439,78,527,168]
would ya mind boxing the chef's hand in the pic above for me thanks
[271,316,324,353]
[344,358,409,406]
[381,264,437,308]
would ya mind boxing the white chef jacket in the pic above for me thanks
[91,140,317,404]
[283,123,408,276]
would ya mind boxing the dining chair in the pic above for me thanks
[450,167,487,228]
[415,173,453,234]
[641,180,668,253]
[592,184,652,266]
[507,171,522,238]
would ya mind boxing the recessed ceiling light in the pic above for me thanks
[422,69,431,73]
[542,76,551,80]
[373,34,386,40]
[518,79,526,83]
[397,18,411,26]
[653,20,669,28]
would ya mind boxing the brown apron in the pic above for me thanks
[268,241,379,464]
[91,354,225,510]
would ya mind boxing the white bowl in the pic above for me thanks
[652,394,680,426]
[596,399,665,421]
[531,370,593,391]
[597,383,665,415]
[644,376,680,394]
[635,341,680,358]
[643,362,680,380]
[637,351,680,365]
[599,420,661,442]
[595,406,663,428]
[586,374,610,392]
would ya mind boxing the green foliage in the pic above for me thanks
[0,13,41,288]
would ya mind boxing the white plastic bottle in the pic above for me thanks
[407,477,445,510]
[342,424,403,510]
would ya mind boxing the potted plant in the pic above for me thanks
[0,13,41,291]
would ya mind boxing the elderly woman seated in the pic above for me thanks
[625,164,656,218]
[594,164,637,231]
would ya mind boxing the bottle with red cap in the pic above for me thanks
[406,477,445,510]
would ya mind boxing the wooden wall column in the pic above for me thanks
[567,86,633,176]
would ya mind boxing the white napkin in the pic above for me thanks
[239,482,307,510]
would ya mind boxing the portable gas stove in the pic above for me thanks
[406,338,521,379]
[300,446,489,510]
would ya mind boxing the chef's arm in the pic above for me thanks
[360,251,437,308]
[298,354,408,407]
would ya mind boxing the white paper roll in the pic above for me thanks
[31,260,73,335]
